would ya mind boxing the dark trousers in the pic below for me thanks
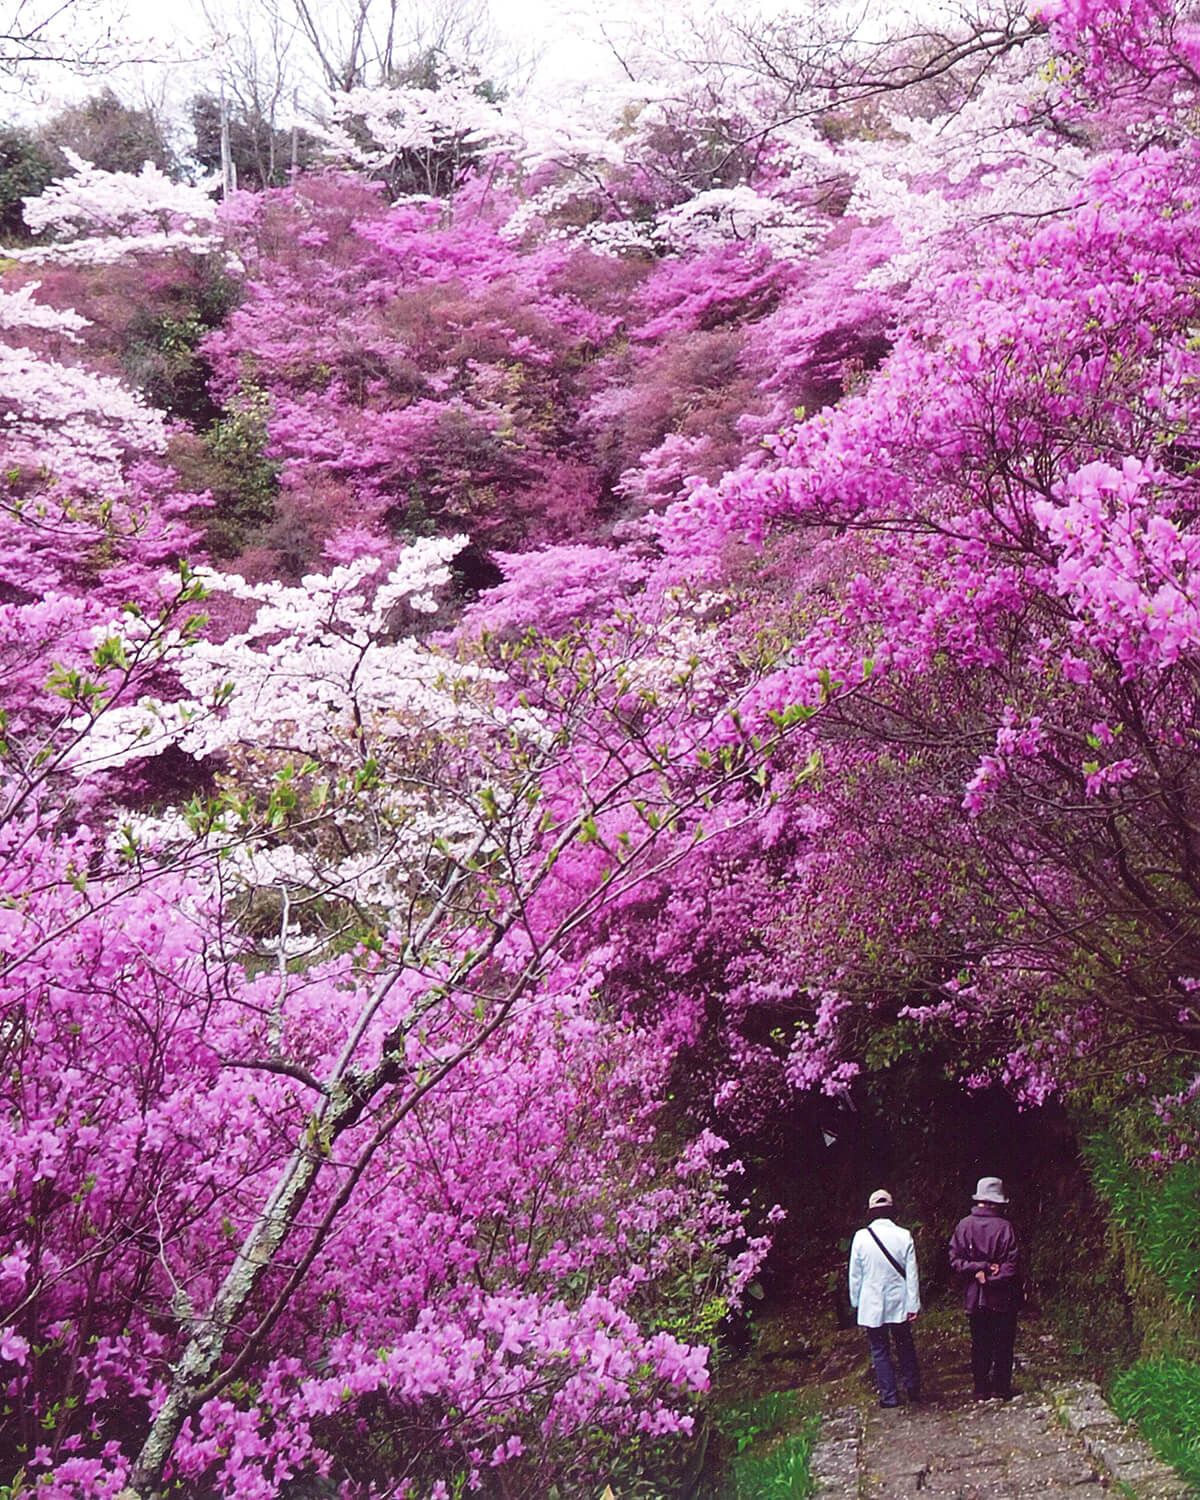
[969,1308,1017,1395]
[865,1321,920,1405]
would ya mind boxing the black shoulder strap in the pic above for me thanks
[866,1225,907,1279]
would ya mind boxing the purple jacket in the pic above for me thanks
[948,1204,1021,1313]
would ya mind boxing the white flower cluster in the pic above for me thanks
[502,181,661,258]
[496,71,842,262]
[114,796,484,922]
[323,79,515,173]
[500,180,581,243]
[0,170,217,495]
[0,283,89,340]
[578,219,660,257]
[24,151,220,236]
[507,91,629,178]
[7,230,225,267]
[7,152,222,263]
[611,590,733,702]
[0,343,167,488]
[87,541,554,917]
[654,187,823,259]
[844,44,1089,289]
[505,180,821,261]
[191,533,467,643]
[77,538,548,776]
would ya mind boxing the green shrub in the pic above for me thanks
[730,1428,818,1500]
[707,1390,820,1500]
[169,384,280,557]
[40,87,174,176]
[1084,1132,1200,1315]
[1112,1355,1200,1487]
[0,125,56,239]
[121,268,241,426]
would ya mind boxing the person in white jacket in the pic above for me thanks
[848,1188,922,1407]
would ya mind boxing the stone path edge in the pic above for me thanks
[1046,1379,1196,1500]
[808,1405,862,1497]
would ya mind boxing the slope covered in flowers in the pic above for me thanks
[4,1,1200,1494]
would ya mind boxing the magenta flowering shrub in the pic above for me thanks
[0,461,780,1496]
[200,181,642,573]
[0,168,788,1492]
[640,68,1200,1108]
[0,824,292,1485]
[1037,0,1200,112]
[199,174,860,573]
[0,809,761,1496]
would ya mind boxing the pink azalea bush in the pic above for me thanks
[0,831,754,1494]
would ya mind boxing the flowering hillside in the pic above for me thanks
[4,1,1200,1494]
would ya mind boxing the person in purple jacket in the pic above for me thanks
[948,1176,1022,1400]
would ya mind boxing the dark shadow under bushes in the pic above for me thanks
[714,1053,1149,1402]
[734,1053,1108,1319]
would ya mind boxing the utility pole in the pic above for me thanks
[220,87,234,199]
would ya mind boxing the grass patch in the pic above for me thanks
[1084,1133,1200,1316]
[704,1388,821,1500]
[729,1427,818,1500]
[1111,1355,1200,1488]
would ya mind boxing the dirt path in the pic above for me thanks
[812,1382,1194,1498]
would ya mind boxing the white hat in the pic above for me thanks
[868,1188,893,1210]
[974,1176,1008,1204]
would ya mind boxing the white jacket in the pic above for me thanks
[848,1216,921,1327]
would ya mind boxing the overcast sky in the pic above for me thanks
[5,0,956,123]
[7,0,644,111]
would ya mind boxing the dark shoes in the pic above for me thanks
[973,1387,992,1400]
[880,1397,900,1408]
